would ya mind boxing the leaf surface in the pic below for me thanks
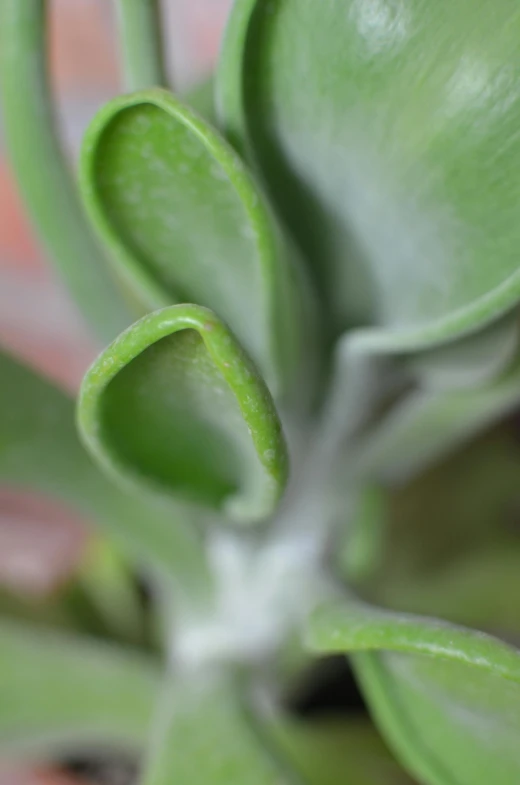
[0,349,209,591]
[219,0,520,350]
[0,619,158,756]
[80,88,310,396]
[77,305,288,524]
[308,595,520,785]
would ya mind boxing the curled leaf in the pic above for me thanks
[307,594,520,785]
[77,305,288,524]
[80,87,310,396]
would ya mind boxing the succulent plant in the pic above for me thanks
[2,1,520,784]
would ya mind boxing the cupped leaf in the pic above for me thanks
[0,619,158,757]
[0,348,210,593]
[80,87,311,396]
[219,0,520,350]
[142,672,297,785]
[77,305,288,524]
[307,595,520,785]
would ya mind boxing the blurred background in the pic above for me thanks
[0,3,231,782]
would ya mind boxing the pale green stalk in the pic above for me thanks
[114,0,168,90]
[0,0,132,344]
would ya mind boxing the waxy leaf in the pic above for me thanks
[404,312,519,391]
[77,305,288,524]
[357,347,520,483]
[142,673,296,785]
[308,595,520,785]
[0,619,158,756]
[0,1,132,344]
[219,0,520,350]
[0,349,210,592]
[80,88,310,396]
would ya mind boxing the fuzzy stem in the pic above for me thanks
[0,0,132,344]
[142,671,293,785]
[114,0,168,90]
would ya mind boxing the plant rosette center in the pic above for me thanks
[172,527,330,670]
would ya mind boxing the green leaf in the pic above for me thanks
[114,0,168,91]
[185,78,217,126]
[77,305,288,524]
[0,618,158,757]
[404,313,519,391]
[80,87,311,397]
[0,348,211,593]
[357,346,520,483]
[219,0,520,350]
[0,0,133,344]
[76,537,146,644]
[142,672,296,785]
[307,595,520,785]
[348,427,520,636]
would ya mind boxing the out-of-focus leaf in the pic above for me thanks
[114,0,167,91]
[0,349,210,593]
[356,349,520,483]
[219,0,520,351]
[184,78,216,125]
[307,594,520,785]
[80,88,311,397]
[348,427,520,636]
[76,538,145,644]
[404,313,519,391]
[77,305,288,524]
[142,673,296,785]
[269,717,415,785]
[0,619,158,757]
[0,1,132,344]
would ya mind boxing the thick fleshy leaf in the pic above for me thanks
[307,595,520,785]
[0,349,210,592]
[114,0,168,91]
[404,313,519,391]
[0,619,158,756]
[219,0,520,350]
[357,347,520,483]
[142,673,296,785]
[77,305,288,524]
[0,1,132,344]
[80,87,310,396]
